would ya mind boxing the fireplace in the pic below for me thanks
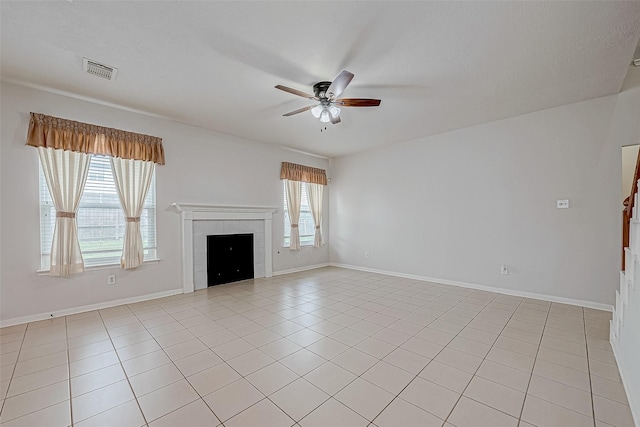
[207,233,254,286]
[192,219,263,290]
[172,203,277,294]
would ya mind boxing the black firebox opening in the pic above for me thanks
[207,234,254,286]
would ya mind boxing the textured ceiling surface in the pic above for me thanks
[2,1,640,158]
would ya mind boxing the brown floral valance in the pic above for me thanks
[26,112,165,165]
[280,162,327,185]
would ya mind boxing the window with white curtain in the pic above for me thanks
[39,154,157,269]
[283,180,315,246]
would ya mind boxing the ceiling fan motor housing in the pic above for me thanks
[313,81,332,99]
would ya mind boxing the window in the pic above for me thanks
[39,154,157,269]
[283,181,315,246]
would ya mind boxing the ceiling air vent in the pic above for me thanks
[82,57,118,80]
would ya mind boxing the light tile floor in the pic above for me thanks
[0,267,634,427]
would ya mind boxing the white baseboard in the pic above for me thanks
[2,264,613,327]
[0,289,184,328]
[611,340,640,427]
[273,263,330,276]
[330,263,613,312]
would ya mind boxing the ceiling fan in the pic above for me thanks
[275,70,381,124]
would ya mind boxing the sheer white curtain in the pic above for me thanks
[306,182,324,247]
[110,157,155,269]
[285,179,302,250]
[38,147,91,276]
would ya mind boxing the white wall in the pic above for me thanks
[0,82,329,324]
[330,95,623,307]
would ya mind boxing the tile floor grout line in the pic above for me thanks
[98,307,151,427]
[182,286,324,426]
[133,301,216,425]
[583,307,598,427]
[141,293,274,426]
[144,294,244,422]
[331,285,485,423]
[515,300,552,425]
[332,288,588,422]
[0,321,28,420]
[211,279,460,424]
[306,280,596,427]
[439,293,530,425]
[1,321,71,424]
[524,307,605,424]
[265,390,322,426]
[65,315,74,427]
[358,289,517,425]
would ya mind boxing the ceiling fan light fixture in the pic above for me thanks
[328,105,341,118]
[310,105,323,118]
[319,110,331,123]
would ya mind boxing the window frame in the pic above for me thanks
[283,180,316,247]
[38,154,158,271]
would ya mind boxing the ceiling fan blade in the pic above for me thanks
[275,85,317,100]
[330,114,341,124]
[335,98,381,107]
[326,70,354,99]
[283,105,312,116]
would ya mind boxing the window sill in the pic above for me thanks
[36,259,161,275]
[283,245,315,249]
[283,239,316,248]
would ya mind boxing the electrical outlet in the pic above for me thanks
[107,274,116,285]
[556,199,569,209]
[365,251,370,258]
[296,251,301,259]
[500,265,509,275]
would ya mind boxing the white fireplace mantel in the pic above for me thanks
[173,203,277,293]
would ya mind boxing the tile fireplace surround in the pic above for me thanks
[172,204,277,294]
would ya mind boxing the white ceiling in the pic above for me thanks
[2,2,640,158]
